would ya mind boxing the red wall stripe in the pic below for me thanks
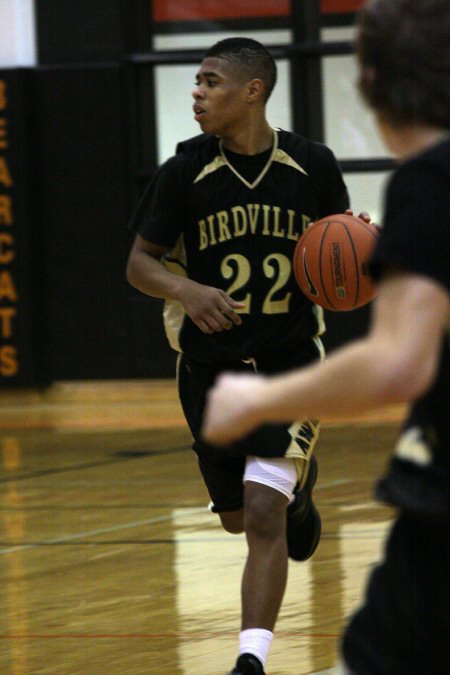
[152,0,364,23]
[322,0,363,12]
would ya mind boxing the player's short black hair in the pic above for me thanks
[356,0,450,128]
[203,37,277,102]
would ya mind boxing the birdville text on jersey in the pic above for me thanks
[198,204,312,250]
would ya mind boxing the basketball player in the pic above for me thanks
[202,1,450,673]
[126,37,360,675]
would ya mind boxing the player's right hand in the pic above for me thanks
[179,281,245,334]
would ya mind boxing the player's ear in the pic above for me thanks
[247,78,265,102]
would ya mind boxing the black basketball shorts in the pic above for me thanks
[177,338,323,512]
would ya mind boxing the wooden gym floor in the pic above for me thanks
[0,380,405,675]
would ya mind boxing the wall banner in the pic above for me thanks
[0,69,42,386]
[152,0,364,23]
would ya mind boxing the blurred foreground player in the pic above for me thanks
[126,37,353,674]
[202,1,450,673]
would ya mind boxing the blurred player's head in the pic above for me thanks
[203,38,277,102]
[356,0,450,128]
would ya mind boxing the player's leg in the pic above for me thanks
[286,438,322,561]
[242,456,297,628]
[230,415,322,561]
[178,351,321,673]
[226,455,298,675]
[242,482,289,629]
[177,352,245,525]
[179,347,323,561]
[254,337,324,561]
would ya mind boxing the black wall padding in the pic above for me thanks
[32,65,176,380]
[35,0,123,65]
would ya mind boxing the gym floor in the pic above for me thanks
[0,381,404,674]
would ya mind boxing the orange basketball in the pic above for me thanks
[293,213,379,311]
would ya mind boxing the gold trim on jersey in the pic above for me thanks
[193,155,227,184]
[313,304,326,336]
[162,236,187,353]
[219,129,280,189]
[273,148,308,176]
[193,130,308,189]
[394,426,432,466]
[285,419,321,486]
[285,338,324,484]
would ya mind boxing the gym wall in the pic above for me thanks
[0,0,392,386]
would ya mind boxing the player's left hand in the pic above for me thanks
[345,208,382,233]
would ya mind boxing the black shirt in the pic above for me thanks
[130,129,349,362]
[370,137,450,515]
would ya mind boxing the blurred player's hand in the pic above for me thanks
[202,373,264,445]
[345,208,382,233]
[307,208,382,233]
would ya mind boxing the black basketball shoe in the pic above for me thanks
[226,653,266,675]
[286,454,321,561]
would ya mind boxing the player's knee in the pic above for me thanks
[219,509,244,534]
[244,486,286,539]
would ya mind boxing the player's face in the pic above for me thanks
[192,57,250,137]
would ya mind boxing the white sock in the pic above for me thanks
[239,628,273,665]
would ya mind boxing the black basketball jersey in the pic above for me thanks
[370,137,450,516]
[130,129,349,362]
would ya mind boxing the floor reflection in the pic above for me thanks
[0,384,401,674]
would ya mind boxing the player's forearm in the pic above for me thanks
[126,250,191,302]
[254,276,448,424]
[251,339,416,423]
[202,338,401,445]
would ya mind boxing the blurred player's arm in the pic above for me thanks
[202,270,450,444]
[126,233,244,334]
